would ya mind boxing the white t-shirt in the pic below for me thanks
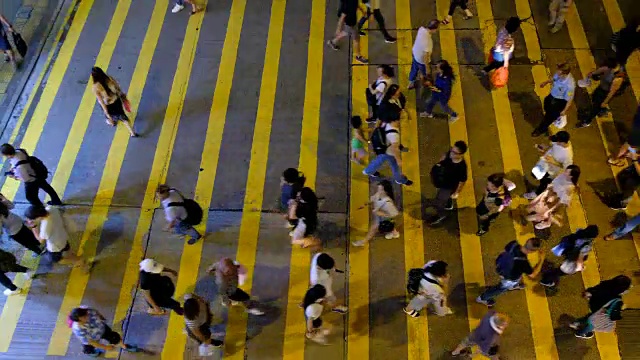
[1,212,23,236]
[161,190,188,222]
[310,253,333,297]
[373,77,390,104]
[412,27,433,64]
[39,206,69,252]
[418,272,446,303]
[305,303,323,320]
[371,193,399,218]
[383,123,400,156]
[545,142,573,177]
[550,172,575,205]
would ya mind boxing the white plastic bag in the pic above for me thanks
[199,343,215,357]
[532,159,549,180]
[553,114,567,129]
[233,260,247,286]
[577,78,591,88]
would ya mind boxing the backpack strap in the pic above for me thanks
[166,201,185,208]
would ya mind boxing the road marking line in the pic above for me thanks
[107,3,208,357]
[346,3,369,359]
[476,1,559,358]
[41,0,168,356]
[435,0,485,332]
[157,0,247,356]
[395,1,428,358]
[218,0,286,358]
[0,0,89,353]
[281,0,324,357]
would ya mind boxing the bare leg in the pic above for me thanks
[121,119,137,137]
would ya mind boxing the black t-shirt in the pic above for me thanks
[340,0,359,26]
[439,156,468,190]
[508,249,533,280]
[140,271,174,298]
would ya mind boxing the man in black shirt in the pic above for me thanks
[428,141,468,225]
[139,259,184,315]
[327,0,368,64]
[477,238,545,307]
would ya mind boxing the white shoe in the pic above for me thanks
[352,240,366,247]
[523,192,537,200]
[247,308,265,315]
[285,221,294,228]
[3,288,22,296]
[24,271,34,280]
[385,230,400,239]
[171,4,184,13]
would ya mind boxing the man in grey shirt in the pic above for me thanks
[1,144,61,207]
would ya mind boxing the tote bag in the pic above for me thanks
[491,67,509,88]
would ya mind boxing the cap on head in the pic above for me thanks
[139,259,164,274]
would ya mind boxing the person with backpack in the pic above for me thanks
[570,275,631,339]
[280,168,306,224]
[309,252,348,313]
[0,248,33,296]
[363,116,413,186]
[356,0,397,44]
[1,143,62,207]
[540,225,597,288]
[576,58,628,128]
[156,184,202,245]
[365,65,394,123]
[451,311,509,359]
[427,141,468,226]
[0,14,18,70]
[0,197,43,256]
[288,187,321,249]
[475,173,515,236]
[138,258,183,316]
[352,180,399,247]
[303,284,331,344]
[403,260,453,317]
[69,306,141,356]
[476,238,545,307]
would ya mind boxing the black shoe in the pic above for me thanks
[359,30,366,36]
[430,215,446,226]
[396,179,413,186]
[365,117,376,123]
[384,36,397,43]
[476,229,487,236]
[540,281,556,288]
[576,121,591,128]
[47,201,63,206]
[575,331,594,339]
[355,55,369,64]
[444,200,454,211]
[187,236,201,245]
[327,40,339,51]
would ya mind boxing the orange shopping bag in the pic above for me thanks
[491,67,509,88]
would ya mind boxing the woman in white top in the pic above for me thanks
[352,180,399,247]
[483,17,520,73]
[309,253,347,313]
[365,65,394,123]
[24,205,90,272]
[0,194,42,255]
[303,284,330,344]
[403,260,453,317]
[525,130,573,199]
[548,165,580,206]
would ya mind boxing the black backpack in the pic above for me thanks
[0,249,17,272]
[167,190,203,226]
[370,125,398,155]
[15,149,49,179]
[407,268,426,295]
[495,240,522,278]
[365,79,388,106]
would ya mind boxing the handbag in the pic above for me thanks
[491,67,509,88]
[378,220,395,233]
[122,97,132,113]
[588,298,621,332]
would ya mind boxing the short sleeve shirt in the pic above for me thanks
[545,142,573,177]
[40,206,69,252]
[412,27,433,64]
[71,309,106,345]
[9,150,35,182]
[550,73,576,101]
[184,297,209,330]
[161,190,188,222]
[440,155,468,190]
[305,303,323,320]
[310,253,334,297]
[383,123,400,156]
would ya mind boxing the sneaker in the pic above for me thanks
[187,236,201,245]
[540,281,556,288]
[508,283,526,291]
[609,204,627,211]
[396,179,413,186]
[359,30,366,36]
[444,201,454,211]
[171,3,184,13]
[365,117,376,123]
[385,230,400,239]
[352,240,366,247]
[449,114,459,123]
[384,37,397,44]
[24,271,35,280]
[3,288,22,296]
[575,332,594,339]
[124,345,141,353]
[355,55,369,64]
[550,25,562,33]
[569,321,581,330]
[523,192,537,200]
[327,40,339,51]
[476,229,487,236]
[576,121,591,129]
[362,170,380,178]
[403,307,420,317]
[430,215,447,226]
[475,296,494,307]
[419,112,434,118]
[332,305,348,314]
[247,308,265,316]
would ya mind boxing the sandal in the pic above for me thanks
[106,120,116,126]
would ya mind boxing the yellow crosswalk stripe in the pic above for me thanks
[110,3,208,356]
[395,1,428,359]
[347,5,369,360]
[475,1,559,358]
[220,0,286,358]
[282,0,324,357]
[0,0,89,353]
[435,0,485,333]
[158,0,247,356]
[44,0,169,356]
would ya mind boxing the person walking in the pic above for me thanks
[365,65,394,123]
[352,180,399,247]
[170,0,202,14]
[0,199,43,256]
[327,0,368,64]
[403,260,453,317]
[475,173,516,236]
[363,116,413,186]
[0,249,33,296]
[576,58,626,128]
[451,311,509,359]
[1,143,62,207]
[483,17,521,74]
[408,20,440,89]
[350,116,368,165]
[476,238,545,307]
[69,307,141,356]
[548,0,573,33]
[570,275,632,339]
[303,284,331,345]
[156,184,202,245]
[540,225,597,288]
[524,130,573,198]
[182,293,224,348]
[91,67,137,137]
[138,259,184,316]
[0,14,17,69]
[206,258,264,315]
[280,168,306,222]
[605,213,640,240]
[309,253,348,313]
[356,0,396,43]
[442,0,473,25]
[531,62,575,136]
[288,187,321,249]
[420,60,459,122]
[428,141,468,225]
[24,205,90,272]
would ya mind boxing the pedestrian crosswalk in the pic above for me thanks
[0,0,638,359]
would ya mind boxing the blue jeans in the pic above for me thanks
[409,56,427,83]
[174,220,201,239]
[425,96,456,116]
[364,154,409,184]
[610,214,640,239]
[479,278,522,302]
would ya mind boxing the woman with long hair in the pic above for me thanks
[91,67,137,137]
[288,187,321,249]
[206,258,264,315]
[540,225,597,288]
[0,197,42,256]
[421,60,458,122]
[303,284,330,344]
[548,164,580,206]
[352,179,400,246]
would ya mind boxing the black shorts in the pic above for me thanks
[49,242,71,263]
[106,98,129,121]
[82,325,121,354]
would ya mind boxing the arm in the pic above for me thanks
[0,15,13,31]
[87,339,115,351]
[527,253,546,279]
[306,318,316,333]
[602,78,623,106]
[189,325,211,344]
[93,88,112,119]
[561,96,573,115]
[539,79,552,88]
